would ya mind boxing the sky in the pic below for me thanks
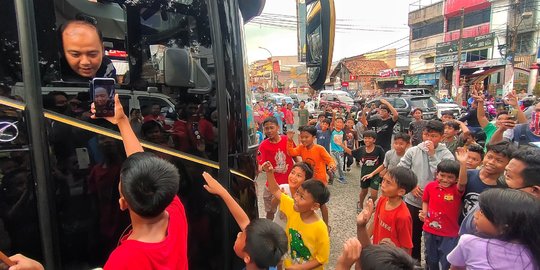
[245,0,416,66]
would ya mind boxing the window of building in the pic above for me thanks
[516,32,534,54]
[519,0,536,12]
[466,49,488,62]
[447,8,491,32]
[412,20,444,40]
[425,57,435,64]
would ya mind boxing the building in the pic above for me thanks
[248,56,308,93]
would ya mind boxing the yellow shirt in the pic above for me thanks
[280,193,330,269]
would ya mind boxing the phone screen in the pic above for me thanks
[509,109,517,121]
[92,78,115,117]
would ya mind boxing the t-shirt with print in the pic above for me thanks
[298,109,309,127]
[287,142,335,184]
[330,130,344,152]
[372,196,413,253]
[103,196,188,270]
[461,169,503,220]
[443,136,464,155]
[447,234,535,270]
[408,120,427,146]
[422,181,464,237]
[351,145,385,179]
[274,184,292,228]
[383,149,403,171]
[280,193,330,270]
[258,135,295,185]
[368,118,396,151]
[316,129,332,153]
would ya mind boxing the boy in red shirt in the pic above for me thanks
[91,95,188,270]
[356,167,418,254]
[419,150,468,270]
[258,116,295,219]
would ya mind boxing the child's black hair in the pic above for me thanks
[334,117,344,123]
[423,120,445,135]
[436,159,460,178]
[120,152,180,218]
[393,132,411,143]
[359,244,416,270]
[300,179,330,205]
[386,167,417,194]
[478,189,540,269]
[444,120,460,131]
[263,116,279,126]
[441,110,455,118]
[318,113,326,119]
[141,120,164,138]
[299,125,317,137]
[511,147,540,187]
[292,162,314,180]
[486,141,516,160]
[411,108,423,115]
[363,130,377,139]
[467,144,485,160]
[379,104,389,112]
[245,218,288,269]
[322,118,332,125]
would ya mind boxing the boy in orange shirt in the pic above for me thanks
[287,125,336,227]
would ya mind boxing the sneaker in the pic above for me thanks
[337,178,347,184]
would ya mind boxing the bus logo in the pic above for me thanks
[0,121,19,143]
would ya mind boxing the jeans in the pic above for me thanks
[424,232,458,270]
[331,151,345,180]
[406,203,423,261]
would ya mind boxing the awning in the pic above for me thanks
[376,76,404,82]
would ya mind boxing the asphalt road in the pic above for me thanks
[255,156,362,269]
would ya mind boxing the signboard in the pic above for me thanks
[273,61,281,73]
[379,69,399,77]
[296,0,307,62]
[405,73,438,86]
[349,75,357,80]
[460,58,506,69]
[436,33,494,55]
[404,75,419,85]
[341,81,349,87]
[435,53,467,65]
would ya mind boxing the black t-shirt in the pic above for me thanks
[351,145,385,178]
[368,117,396,151]
[61,56,117,82]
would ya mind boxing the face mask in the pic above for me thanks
[530,112,540,136]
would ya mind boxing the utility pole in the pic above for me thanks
[503,0,519,96]
[259,46,274,92]
[452,8,465,105]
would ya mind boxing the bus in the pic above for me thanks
[0,0,334,269]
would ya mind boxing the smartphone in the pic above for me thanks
[508,109,517,121]
[92,78,115,117]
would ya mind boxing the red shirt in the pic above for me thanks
[373,197,413,253]
[422,181,464,237]
[258,135,295,185]
[103,196,188,270]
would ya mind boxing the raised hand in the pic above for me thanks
[286,130,295,141]
[356,198,374,227]
[455,147,468,164]
[202,172,227,196]
[261,161,274,173]
[336,238,362,270]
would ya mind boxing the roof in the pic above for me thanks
[330,58,390,78]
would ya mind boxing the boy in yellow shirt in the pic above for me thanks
[262,161,330,270]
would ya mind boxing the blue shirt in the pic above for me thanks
[330,130,344,152]
[316,129,331,153]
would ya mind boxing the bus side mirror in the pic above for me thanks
[301,0,335,90]
[164,48,212,94]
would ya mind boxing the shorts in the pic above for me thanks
[263,186,277,214]
[360,175,381,190]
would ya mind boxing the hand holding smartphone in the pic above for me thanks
[92,78,116,118]
[508,109,518,121]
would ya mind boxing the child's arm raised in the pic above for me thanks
[202,172,250,230]
[91,94,143,156]
[356,199,374,248]
[335,238,362,270]
[455,147,469,192]
[286,131,301,157]
[262,161,282,200]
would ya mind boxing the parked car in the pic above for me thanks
[319,93,355,112]
[315,90,351,107]
[399,88,433,96]
[365,95,441,133]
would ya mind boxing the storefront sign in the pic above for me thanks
[460,58,506,69]
[435,53,467,65]
[379,69,399,77]
[436,33,494,55]
[405,73,438,86]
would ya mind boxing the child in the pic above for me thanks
[262,161,330,270]
[273,162,314,228]
[461,141,515,220]
[341,130,385,209]
[272,105,284,134]
[465,143,483,169]
[330,117,347,184]
[419,156,468,270]
[440,111,455,123]
[344,118,358,171]
[255,122,264,144]
[316,119,332,154]
[313,113,326,130]
[365,132,410,182]
[448,189,540,270]
[87,95,189,269]
[284,103,294,131]
[408,108,426,146]
[298,101,309,127]
[334,238,416,270]
[442,120,469,154]
[258,116,295,220]
[201,172,288,270]
[356,167,418,254]
[397,120,454,262]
